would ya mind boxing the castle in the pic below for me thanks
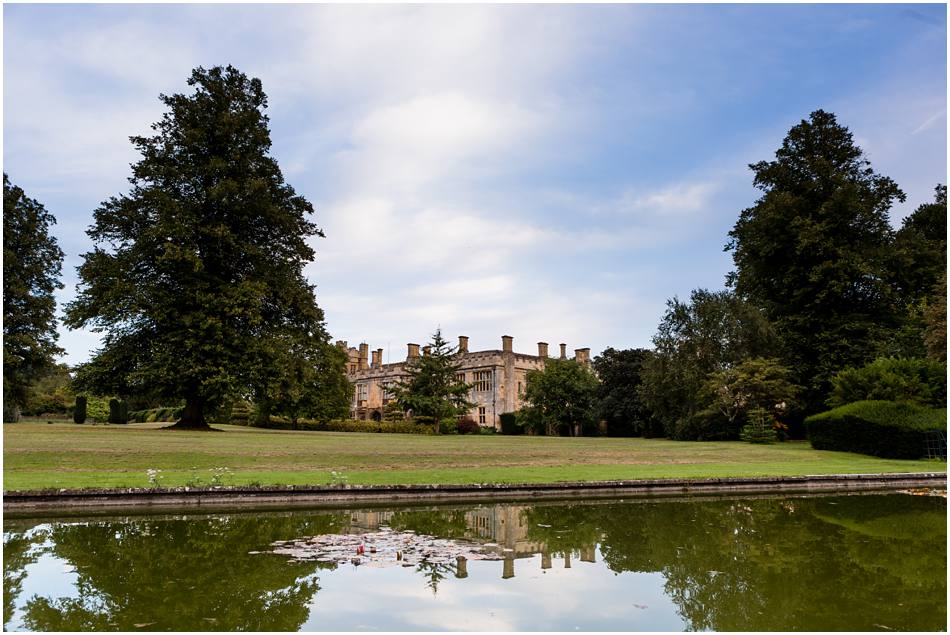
[339,335,591,429]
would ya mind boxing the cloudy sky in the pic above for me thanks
[4,3,947,366]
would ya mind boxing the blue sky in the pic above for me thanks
[4,4,947,366]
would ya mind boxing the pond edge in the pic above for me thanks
[3,472,946,513]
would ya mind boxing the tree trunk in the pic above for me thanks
[166,397,211,430]
[3,399,20,423]
[434,416,441,435]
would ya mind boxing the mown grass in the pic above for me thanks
[3,421,945,491]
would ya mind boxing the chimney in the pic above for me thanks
[423,345,432,356]
[358,343,369,370]
[537,342,549,358]
[371,349,381,368]
[575,348,590,364]
[458,335,469,354]
[335,340,346,350]
[376,348,383,367]
[502,335,513,353]
[559,343,567,359]
[407,343,420,360]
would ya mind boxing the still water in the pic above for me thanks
[3,492,946,631]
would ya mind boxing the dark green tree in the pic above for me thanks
[592,347,656,436]
[519,357,600,436]
[726,110,905,413]
[697,357,800,440]
[64,66,326,429]
[3,174,65,422]
[392,329,474,434]
[270,340,353,425]
[640,289,778,440]
[922,272,946,362]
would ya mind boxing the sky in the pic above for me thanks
[3,3,947,367]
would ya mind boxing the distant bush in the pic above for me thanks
[253,417,436,435]
[499,413,521,435]
[828,357,946,408]
[108,399,129,424]
[456,417,480,435]
[73,396,87,424]
[805,400,946,459]
[128,406,184,423]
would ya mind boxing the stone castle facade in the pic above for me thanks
[339,335,591,429]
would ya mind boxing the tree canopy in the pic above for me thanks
[592,347,656,437]
[726,110,906,413]
[640,289,778,440]
[518,358,600,436]
[64,65,328,428]
[3,174,65,422]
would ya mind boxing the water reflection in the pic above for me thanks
[4,492,946,631]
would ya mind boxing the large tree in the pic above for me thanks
[592,347,656,437]
[64,66,325,429]
[726,110,905,413]
[392,329,474,434]
[519,357,600,437]
[639,289,778,440]
[3,174,65,422]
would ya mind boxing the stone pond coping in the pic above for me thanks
[3,472,946,514]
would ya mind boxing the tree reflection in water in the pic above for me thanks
[3,492,945,632]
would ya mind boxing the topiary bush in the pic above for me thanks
[805,400,947,459]
[499,412,521,435]
[828,357,947,408]
[73,396,87,424]
[456,416,480,435]
[108,399,129,424]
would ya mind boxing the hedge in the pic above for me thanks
[252,417,437,435]
[128,407,184,423]
[805,400,947,459]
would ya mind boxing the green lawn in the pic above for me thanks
[3,421,945,491]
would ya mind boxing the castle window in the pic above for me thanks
[474,370,493,392]
[478,407,486,424]
[456,372,466,384]
[357,383,368,407]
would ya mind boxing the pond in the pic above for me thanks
[3,491,946,631]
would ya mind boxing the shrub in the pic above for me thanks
[739,407,776,444]
[828,357,947,408]
[73,396,87,424]
[252,417,436,435]
[499,413,521,435]
[805,400,947,459]
[108,399,129,424]
[128,406,184,423]
[456,417,480,435]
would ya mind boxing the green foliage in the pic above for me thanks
[3,174,65,421]
[107,399,129,425]
[806,400,946,459]
[519,358,600,436]
[739,407,777,444]
[73,397,87,425]
[21,364,73,417]
[827,357,946,408]
[697,358,799,440]
[640,289,778,440]
[726,110,906,414]
[923,272,946,363]
[128,407,184,423]
[392,329,474,434]
[268,341,353,424]
[63,66,327,429]
[592,347,656,437]
[252,417,435,435]
[498,412,521,435]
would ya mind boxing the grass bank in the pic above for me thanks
[3,421,945,491]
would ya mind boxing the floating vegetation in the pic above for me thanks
[260,526,508,568]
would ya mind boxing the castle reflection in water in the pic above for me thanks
[346,505,596,579]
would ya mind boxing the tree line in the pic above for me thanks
[3,66,945,438]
